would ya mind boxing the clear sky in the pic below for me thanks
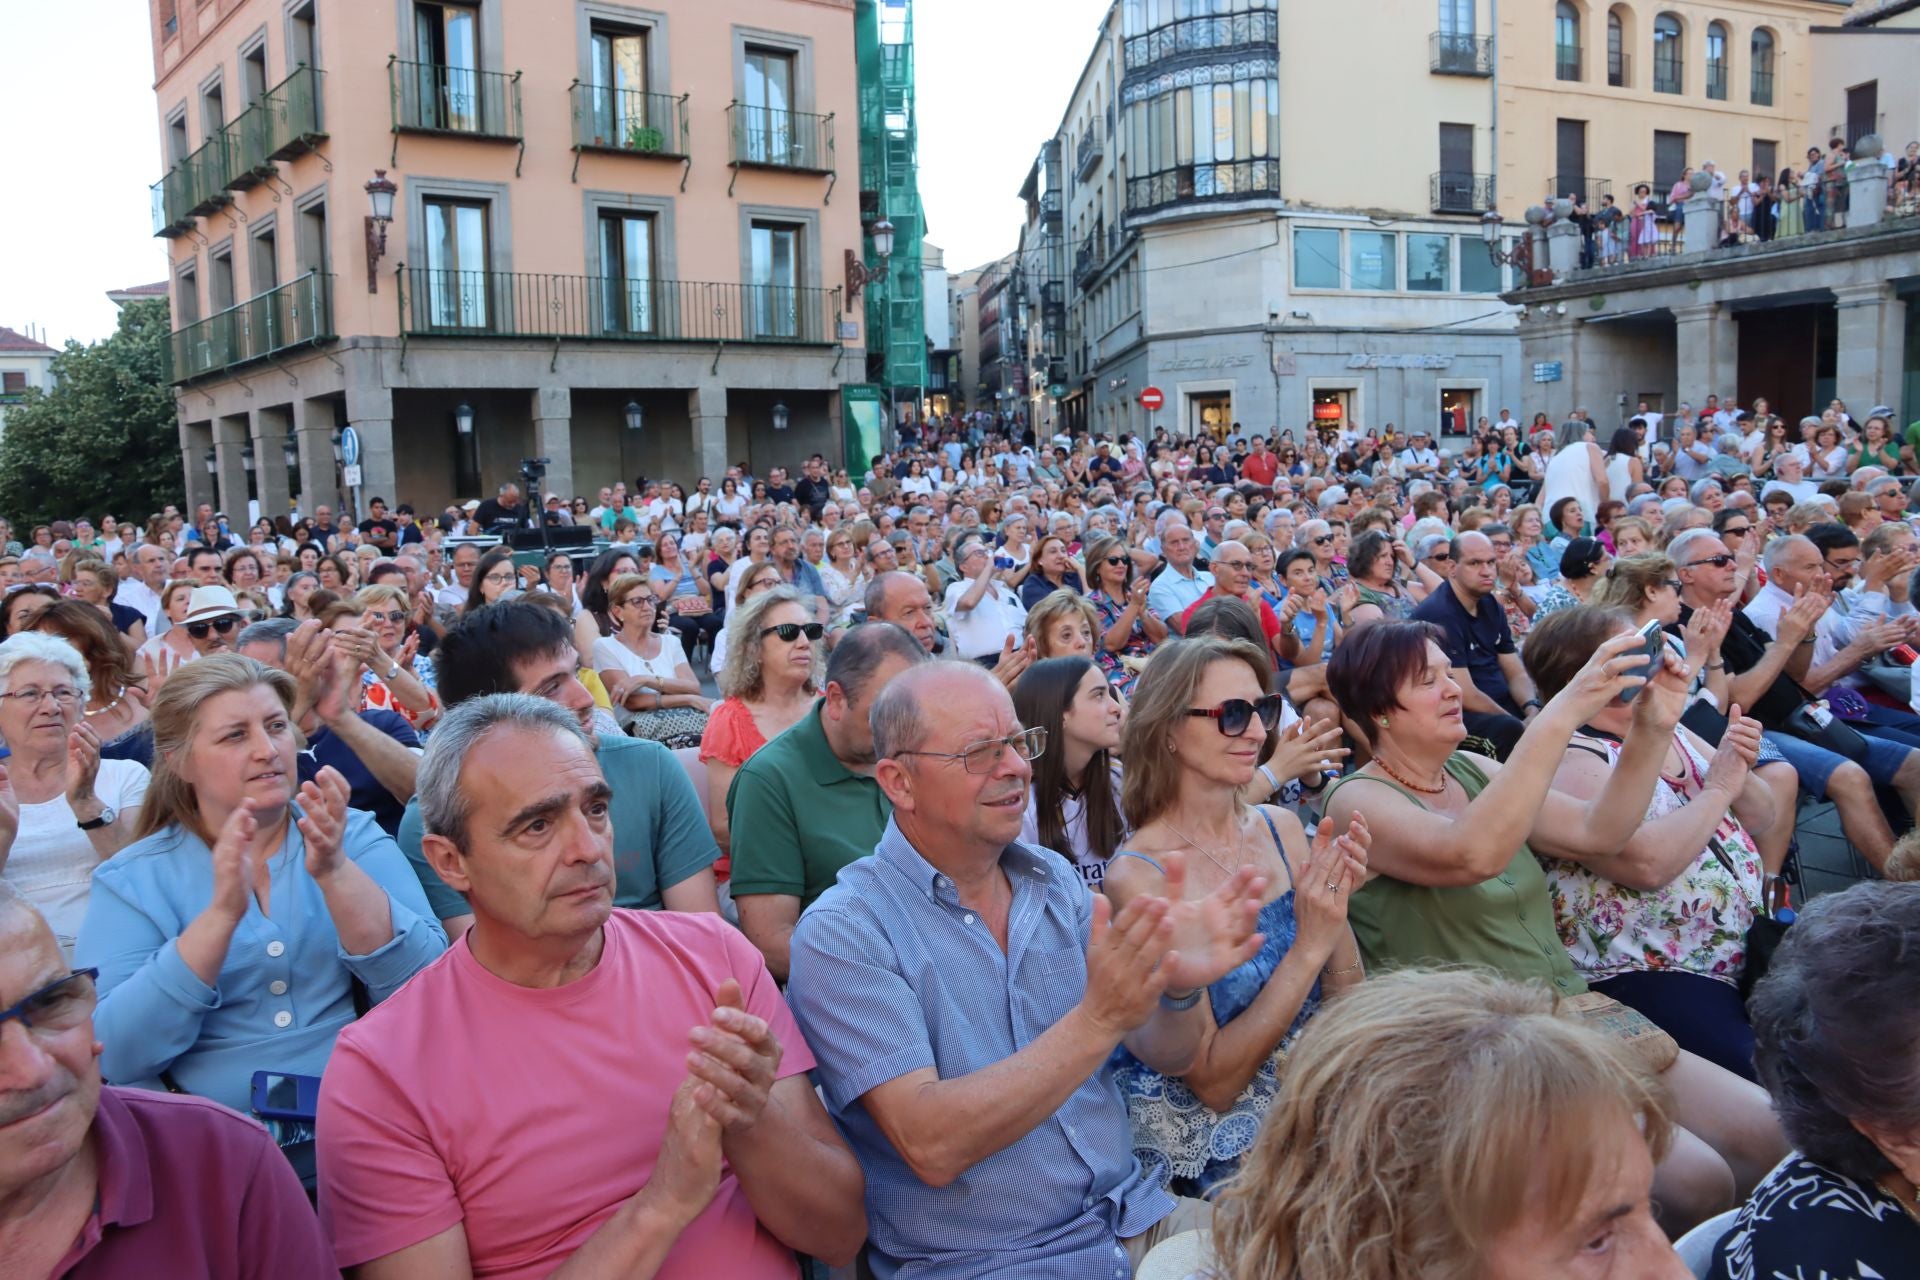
[0,0,1104,345]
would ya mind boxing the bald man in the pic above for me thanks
[0,885,330,1278]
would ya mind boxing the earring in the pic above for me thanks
[1378,716,1390,728]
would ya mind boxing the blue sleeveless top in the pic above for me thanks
[1107,811,1322,1193]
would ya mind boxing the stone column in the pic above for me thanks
[213,414,252,521]
[293,396,340,518]
[1545,200,1582,279]
[689,383,728,480]
[531,386,574,501]
[1833,282,1902,414]
[1673,303,1737,402]
[343,382,395,522]
[179,417,215,516]
[1682,195,1720,254]
[250,404,293,522]
[1848,136,1889,229]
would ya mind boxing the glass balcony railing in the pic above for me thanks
[221,103,275,191]
[398,270,838,345]
[264,64,327,159]
[726,104,834,172]
[148,65,323,236]
[168,272,335,384]
[390,59,522,139]
[569,84,688,156]
[151,164,194,237]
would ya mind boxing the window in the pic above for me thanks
[242,42,268,106]
[1847,82,1878,149]
[296,198,329,280]
[1348,232,1396,292]
[209,245,235,312]
[166,111,190,166]
[588,25,651,144]
[413,1,482,132]
[1555,3,1581,82]
[1292,228,1341,289]
[423,198,491,328]
[1607,10,1626,86]
[249,225,278,297]
[1407,233,1452,292]
[598,211,656,335]
[1750,30,1774,106]
[741,46,797,165]
[1753,141,1777,185]
[1436,122,1476,212]
[750,221,800,338]
[1438,0,1473,36]
[200,79,225,137]
[1705,22,1728,101]
[176,265,201,328]
[1122,59,1279,212]
[1653,129,1688,194]
[1460,242,1504,293]
[2,372,27,394]
[1653,14,1682,94]
[289,1,318,69]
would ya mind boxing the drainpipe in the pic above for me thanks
[1489,0,1500,219]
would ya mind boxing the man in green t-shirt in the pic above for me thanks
[728,622,929,981]
[397,602,720,939]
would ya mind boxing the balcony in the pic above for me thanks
[1430,32,1493,77]
[1556,44,1582,82]
[150,165,194,237]
[263,65,326,160]
[1126,158,1280,215]
[390,60,522,140]
[398,270,838,345]
[1432,171,1495,215]
[726,104,834,173]
[183,135,233,217]
[1040,189,1061,228]
[1751,70,1774,107]
[168,272,334,384]
[1608,50,1631,88]
[1653,55,1682,95]
[569,84,688,158]
[221,103,275,192]
[1076,132,1104,180]
[1122,3,1278,71]
[1706,63,1728,101]
[1549,174,1611,206]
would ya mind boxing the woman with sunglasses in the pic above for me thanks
[1321,621,1788,1228]
[700,587,821,857]
[593,574,710,748]
[349,585,441,729]
[1082,534,1166,699]
[1105,636,1371,1194]
[1011,656,1126,891]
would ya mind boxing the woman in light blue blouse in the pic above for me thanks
[77,655,444,1127]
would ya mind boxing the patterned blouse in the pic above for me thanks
[1712,1153,1920,1280]
[1541,730,1764,987]
[1088,588,1160,698]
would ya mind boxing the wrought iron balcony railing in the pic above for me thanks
[1430,32,1493,76]
[264,64,327,159]
[183,135,233,217]
[1556,44,1582,82]
[398,269,838,346]
[1706,64,1728,101]
[1077,132,1104,180]
[390,59,522,139]
[726,104,834,172]
[168,272,335,384]
[221,103,275,191]
[569,84,688,157]
[1432,171,1495,214]
[1040,190,1061,227]
[1548,174,1612,207]
[1751,69,1774,106]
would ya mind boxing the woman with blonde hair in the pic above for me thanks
[77,655,443,1181]
[699,586,821,855]
[1106,635,1370,1193]
[348,583,441,728]
[1210,968,1688,1280]
[1025,588,1100,661]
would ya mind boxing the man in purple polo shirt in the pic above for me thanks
[0,885,332,1279]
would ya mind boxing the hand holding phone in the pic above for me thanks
[1617,620,1668,704]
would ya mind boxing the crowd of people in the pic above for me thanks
[4,400,1920,1278]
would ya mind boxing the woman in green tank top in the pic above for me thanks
[1320,620,1788,1225]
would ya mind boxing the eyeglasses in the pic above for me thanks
[364,608,407,625]
[185,615,240,640]
[0,685,79,707]
[1661,579,1684,591]
[1427,551,1452,562]
[760,622,825,642]
[1720,525,1752,538]
[1186,694,1286,737]
[896,726,1047,775]
[1103,554,1129,566]
[1311,535,1335,546]
[1212,559,1252,572]
[1684,554,1738,570]
[0,968,97,1036]
[482,572,516,586]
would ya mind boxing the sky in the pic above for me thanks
[0,0,1102,346]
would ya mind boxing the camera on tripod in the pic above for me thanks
[520,456,550,489]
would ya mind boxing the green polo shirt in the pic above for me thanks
[726,702,890,908]
[399,734,718,920]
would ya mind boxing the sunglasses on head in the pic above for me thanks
[186,615,240,640]
[1186,694,1286,737]
[761,622,825,642]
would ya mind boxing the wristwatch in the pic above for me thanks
[77,807,116,831]
[386,661,402,680]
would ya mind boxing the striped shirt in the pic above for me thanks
[787,818,1171,1280]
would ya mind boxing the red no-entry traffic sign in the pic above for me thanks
[1139,386,1164,411]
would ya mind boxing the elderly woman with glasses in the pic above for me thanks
[1082,534,1165,698]
[700,587,821,858]
[347,584,441,729]
[1105,636,1370,1194]
[593,574,710,748]
[0,633,149,962]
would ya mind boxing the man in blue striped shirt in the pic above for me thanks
[788,662,1266,1278]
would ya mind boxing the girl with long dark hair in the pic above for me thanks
[1011,656,1126,890]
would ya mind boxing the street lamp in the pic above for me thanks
[624,400,645,433]
[204,448,217,475]
[364,170,398,294]
[772,402,790,432]
[240,442,256,473]
[330,427,344,463]
[454,402,475,436]
[1479,207,1540,274]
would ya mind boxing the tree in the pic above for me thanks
[0,299,181,527]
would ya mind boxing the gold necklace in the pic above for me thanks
[1160,813,1247,879]
[1877,1175,1920,1226]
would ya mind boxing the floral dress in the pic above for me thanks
[1541,731,1762,986]
[1108,814,1320,1195]
[1088,588,1160,698]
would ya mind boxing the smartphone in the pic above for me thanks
[1617,620,1667,704]
[251,1071,323,1122]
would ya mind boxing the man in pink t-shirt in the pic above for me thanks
[317,695,865,1279]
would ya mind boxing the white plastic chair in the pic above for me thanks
[1673,1207,1738,1278]
[1136,1229,1217,1280]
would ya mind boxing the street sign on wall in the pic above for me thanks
[1139,386,1165,411]
[1532,361,1564,383]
